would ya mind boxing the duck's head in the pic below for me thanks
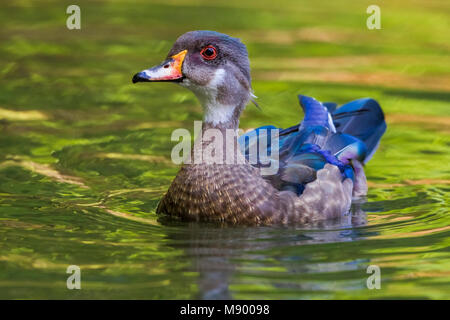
[132,30,253,128]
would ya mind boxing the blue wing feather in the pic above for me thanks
[238,95,386,195]
[323,102,338,113]
[331,98,386,162]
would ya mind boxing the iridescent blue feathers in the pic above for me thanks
[238,95,386,195]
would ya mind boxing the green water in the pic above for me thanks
[0,0,449,299]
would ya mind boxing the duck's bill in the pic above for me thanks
[132,50,187,83]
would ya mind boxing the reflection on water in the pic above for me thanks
[0,0,449,299]
[163,204,368,299]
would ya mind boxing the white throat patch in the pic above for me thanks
[180,68,236,125]
[203,103,236,124]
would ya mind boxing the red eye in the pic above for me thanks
[200,45,217,60]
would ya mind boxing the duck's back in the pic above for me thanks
[238,95,386,196]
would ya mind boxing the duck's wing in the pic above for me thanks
[330,98,386,163]
[238,95,386,194]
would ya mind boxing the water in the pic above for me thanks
[0,0,449,299]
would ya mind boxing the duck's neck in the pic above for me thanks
[183,68,250,130]
[192,118,244,166]
[181,67,252,161]
[198,74,248,130]
[192,80,250,164]
[203,102,243,130]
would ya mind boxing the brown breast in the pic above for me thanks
[156,161,353,225]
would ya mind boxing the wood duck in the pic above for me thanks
[132,30,386,225]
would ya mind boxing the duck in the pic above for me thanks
[132,30,386,225]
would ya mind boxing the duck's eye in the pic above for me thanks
[200,45,217,60]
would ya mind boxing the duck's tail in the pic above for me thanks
[295,95,386,165]
[329,98,386,163]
